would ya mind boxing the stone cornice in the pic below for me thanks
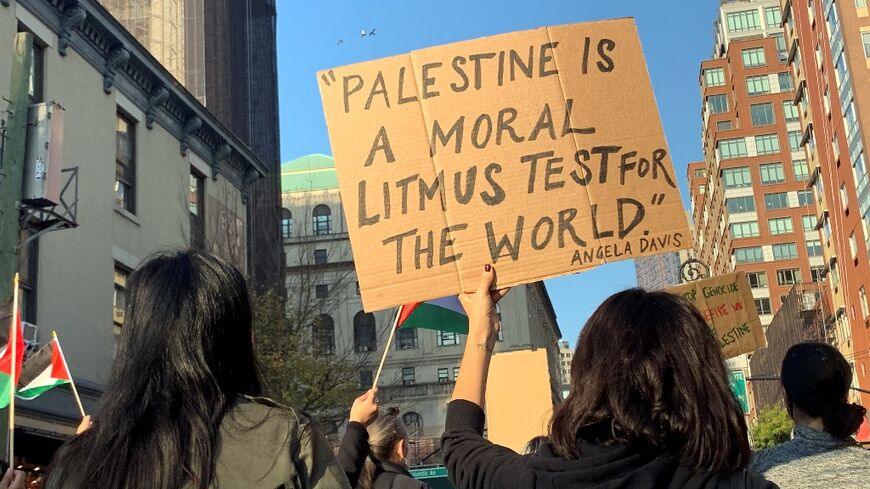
[13,0,269,187]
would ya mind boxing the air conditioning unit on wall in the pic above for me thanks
[23,102,65,207]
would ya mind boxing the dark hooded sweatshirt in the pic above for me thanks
[441,400,778,489]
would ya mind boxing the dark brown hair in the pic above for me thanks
[549,289,750,472]
[781,342,866,439]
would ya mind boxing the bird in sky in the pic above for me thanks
[337,39,344,45]
[360,29,367,38]
[369,28,376,36]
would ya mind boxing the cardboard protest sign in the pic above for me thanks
[319,18,692,311]
[668,272,767,359]
[487,349,555,453]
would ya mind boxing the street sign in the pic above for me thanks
[729,370,749,414]
[409,466,448,479]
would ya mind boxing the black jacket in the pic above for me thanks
[337,421,427,489]
[441,400,778,489]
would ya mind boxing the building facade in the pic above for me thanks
[557,339,573,399]
[281,154,563,465]
[781,0,870,407]
[98,0,283,292]
[691,0,825,329]
[0,0,267,466]
[634,252,683,290]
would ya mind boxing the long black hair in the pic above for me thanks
[46,251,261,489]
[549,289,750,472]
[781,342,866,439]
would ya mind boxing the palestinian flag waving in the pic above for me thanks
[397,297,468,334]
[17,336,71,400]
[0,309,24,409]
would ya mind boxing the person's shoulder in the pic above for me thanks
[750,441,796,475]
[714,467,779,489]
[224,395,316,442]
[381,472,426,489]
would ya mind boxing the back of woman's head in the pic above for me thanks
[359,409,407,489]
[550,289,749,472]
[47,251,261,489]
[781,342,866,439]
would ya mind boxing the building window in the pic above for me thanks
[727,196,756,213]
[359,370,373,389]
[788,130,803,151]
[751,104,775,126]
[755,298,773,315]
[717,120,733,131]
[764,192,790,210]
[811,266,826,283]
[402,368,416,386]
[438,368,450,383]
[314,249,327,265]
[802,215,816,231]
[723,167,752,188]
[773,33,787,60]
[830,259,840,285]
[735,246,765,264]
[769,217,794,235]
[840,184,849,210]
[312,204,332,235]
[315,284,329,299]
[760,162,786,184]
[863,32,870,58]
[113,265,129,329]
[858,0,868,9]
[731,221,760,239]
[719,139,747,159]
[437,330,460,346]
[708,94,729,114]
[747,271,768,289]
[189,170,205,248]
[746,75,771,96]
[694,168,707,178]
[115,112,136,213]
[704,67,725,87]
[313,315,335,355]
[742,47,767,68]
[353,311,377,353]
[793,159,809,182]
[850,233,858,260]
[853,152,868,190]
[402,412,422,435]
[281,208,294,239]
[396,328,418,349]
[860,287,869,319]
[453,367,460,380]
[807,239,823,257]
[796,190,813,207]
[765,6,782,27]
[777,72,793,91]
[728,10,762,32]
[755,134,781,155]
[783,101,799,123]
[772,242,799,260]
[776,268,803,286]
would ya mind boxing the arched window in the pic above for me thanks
[312,204,332,235]
[402,412,422,437]
[281,208,293,239]
[353,311,377,352]
[313,314,335,355]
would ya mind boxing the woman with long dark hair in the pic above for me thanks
[441,266,776,489]
[45,251,349,489]
[751,342,869,487]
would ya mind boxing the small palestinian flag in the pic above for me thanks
[0,309,24,409]
[17,337,71,400]
[397,297,468,334]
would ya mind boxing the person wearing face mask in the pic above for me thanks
[338,390,429,489]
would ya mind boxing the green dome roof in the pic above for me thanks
[281,154,339,193]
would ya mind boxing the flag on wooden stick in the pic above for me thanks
[0,302,24,409]
[17,336,71,400]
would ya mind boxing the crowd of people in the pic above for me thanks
[0,251,861,488]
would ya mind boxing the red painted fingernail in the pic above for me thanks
[485,264,491,272]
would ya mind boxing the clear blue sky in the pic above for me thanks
[276,0,720,347]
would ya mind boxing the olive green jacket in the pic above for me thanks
[209,397,351,489]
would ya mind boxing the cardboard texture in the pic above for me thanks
[486,349,554,453]
[668,272,767,359]
[319,18,692,311]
